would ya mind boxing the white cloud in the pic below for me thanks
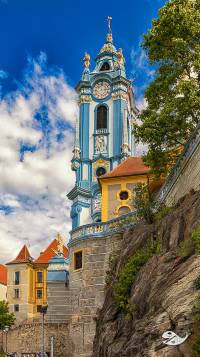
[0,52,78,263]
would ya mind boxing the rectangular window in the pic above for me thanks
[37,305,42,313]
[14,288,20,299]
[37,271,43,283]
[15,271,20,285]
[74,251,83,270]
[36,289,43,299]
[14,304,19,312]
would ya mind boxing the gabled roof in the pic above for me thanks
[100,157,150,180]
[0,264,7,285]
[7,245,33,265]
[34,239,68,265]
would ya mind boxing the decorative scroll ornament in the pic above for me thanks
[112,91,128,100]
[93,193,101,212]
[83,52,90,69]
[100,43,115,54]
[162,331,190,346]
[79,95,92,104]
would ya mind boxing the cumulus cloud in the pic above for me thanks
[0,52,78,263]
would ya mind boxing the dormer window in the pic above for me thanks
[100,62,110,71]
[97,105,107,129]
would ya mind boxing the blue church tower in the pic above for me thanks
[67,17,138,230]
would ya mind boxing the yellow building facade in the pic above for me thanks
[99,157,152,222]
[6,238,68,322]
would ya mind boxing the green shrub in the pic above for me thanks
[178,240,193,259]
[192,336,200,357]
[154,205,172,221]
[192,225,200,254]
[134,183,155,224]
[113,240,160,311]
[192,297,200,321]
[125,303,139,321]
[193,276,200,290]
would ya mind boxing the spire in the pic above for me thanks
[7,245,33,264]
[106,16,113,43]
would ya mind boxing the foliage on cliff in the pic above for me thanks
[93,190,200,357]
[135,0,200,175]
[113,239,160,315]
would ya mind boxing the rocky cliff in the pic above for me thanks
[92,190,200,357]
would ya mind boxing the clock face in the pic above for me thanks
[93,81,111,99]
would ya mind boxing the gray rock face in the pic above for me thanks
[92,190,200,357]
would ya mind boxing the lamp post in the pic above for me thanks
[4,325,9,354]
[40,305,48,357]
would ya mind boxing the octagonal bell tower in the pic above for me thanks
[67,17,138,230]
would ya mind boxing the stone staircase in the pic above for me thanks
[46,282,72,323]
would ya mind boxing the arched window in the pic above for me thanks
[97,106,107,129]
[100,62,110,71]
[119,191,129,200]
[96,167,106,177]
[118,206,131,216]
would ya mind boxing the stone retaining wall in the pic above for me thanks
[68,233,122,357]
[157,123,200,206]
[5,322,72,357]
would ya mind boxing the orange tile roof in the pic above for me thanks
[0,264,7,285]
[6,245,33,265]
[34,239,68,265]
[100,157,150,180]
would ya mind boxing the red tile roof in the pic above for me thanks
[34,239,68,265]
[100,157,150,180]
[0,264,7,285]
[7,245,33,265]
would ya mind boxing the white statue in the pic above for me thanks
[96,135,106,153]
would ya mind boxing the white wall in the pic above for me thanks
[0,283,7,301]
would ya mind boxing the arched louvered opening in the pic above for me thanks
[100,62,110,71]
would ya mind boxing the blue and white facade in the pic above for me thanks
[67,26,138,230]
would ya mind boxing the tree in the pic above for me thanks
[134,183,155,224]
[0,301,15,330]
[135,0,200,175]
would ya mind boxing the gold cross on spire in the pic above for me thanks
[107,16,112,34]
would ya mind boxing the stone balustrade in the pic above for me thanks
[68,211,137,247]
[95,128,108,135]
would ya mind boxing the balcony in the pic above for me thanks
[95,128,108,135]
[69,211,137,247]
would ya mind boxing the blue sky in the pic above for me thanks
[0,0,165,95]
[0,0,166,262]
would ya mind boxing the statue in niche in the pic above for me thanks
[96,135,106,153]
